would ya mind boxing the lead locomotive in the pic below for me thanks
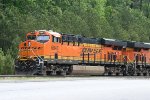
[15,30,150,76]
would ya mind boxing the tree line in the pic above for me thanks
[0,0,150,74]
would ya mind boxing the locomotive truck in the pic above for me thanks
[15,30,150,76]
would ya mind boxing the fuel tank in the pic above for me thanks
[70,65,105,75]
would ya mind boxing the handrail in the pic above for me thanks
[30,49,44,63]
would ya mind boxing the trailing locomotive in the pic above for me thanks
[15,30,150,76]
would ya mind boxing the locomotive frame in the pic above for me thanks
[15,30,150,76]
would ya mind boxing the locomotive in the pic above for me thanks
[15,30,150,76]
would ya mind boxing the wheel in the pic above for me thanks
[61,71,66,76]
[143,73,147,76]
[50,71,56,76]
[56,70,66,76]
[137,73,141,76]
[123,71,128,76]
[108,72,112,76]
[116,73,120,76]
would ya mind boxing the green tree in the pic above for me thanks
[0,48,5,74]
[3,50,14,74]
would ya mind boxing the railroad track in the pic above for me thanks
[0,75,150,78]
[0,75,94,77]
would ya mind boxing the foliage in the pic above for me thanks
[0,48,14,74]
[0,48,5,74]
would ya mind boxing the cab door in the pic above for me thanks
[50,35,62,60]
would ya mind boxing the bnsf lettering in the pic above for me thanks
[82,48,101,53]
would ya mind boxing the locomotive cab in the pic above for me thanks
[19,30,51,59]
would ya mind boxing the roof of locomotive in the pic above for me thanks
[48,30,61,37]
[30,30,150,49]
[31,30,61,37]
[101,38,127,47]
[61,33,150,48]
[127,41,150,49]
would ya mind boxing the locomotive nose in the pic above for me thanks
[22,40,43,49]
[19,40,44,58]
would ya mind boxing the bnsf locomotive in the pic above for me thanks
[15,30,150,76]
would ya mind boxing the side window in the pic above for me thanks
[52,36,60,43]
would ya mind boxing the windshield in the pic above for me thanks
[27,35,50,43]
[37,35,49,41]
[37,35,50,43]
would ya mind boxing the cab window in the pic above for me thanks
[52,36,60,43]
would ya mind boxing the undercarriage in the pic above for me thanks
[15,59,150,76]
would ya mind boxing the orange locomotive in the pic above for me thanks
[15,30,150,75]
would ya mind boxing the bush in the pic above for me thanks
[0,48,5,74]
[0,48,14,75]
